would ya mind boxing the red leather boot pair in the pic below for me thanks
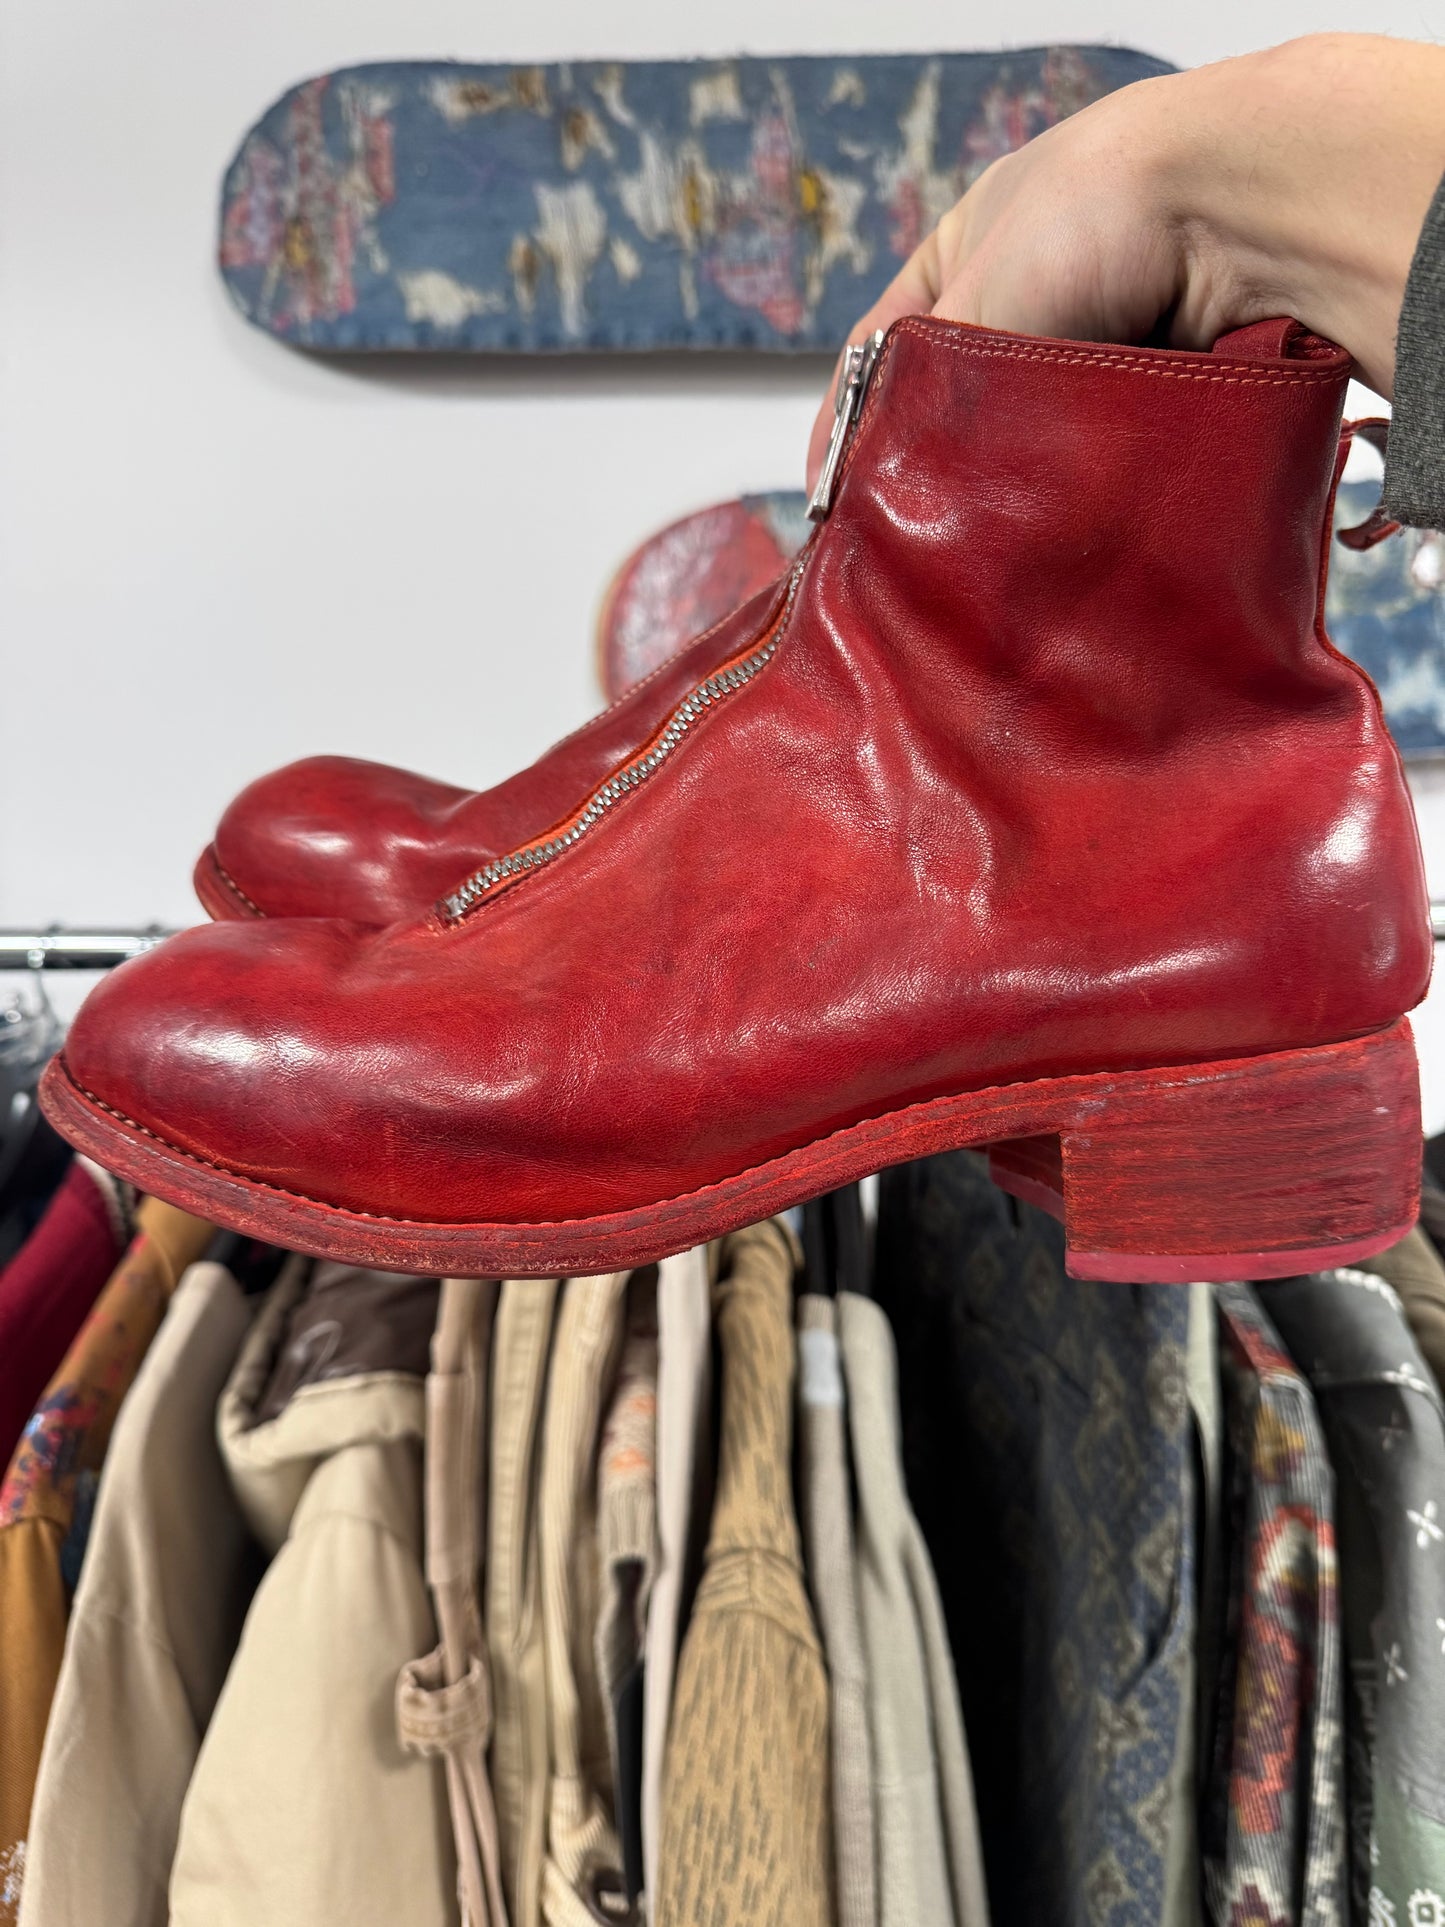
[43,315,1431,1281]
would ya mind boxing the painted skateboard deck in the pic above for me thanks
[220,48,1172,353]
[598,486,1445,756]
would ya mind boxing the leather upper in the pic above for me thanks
[211,581,789,924]
[62,317,1432,1229]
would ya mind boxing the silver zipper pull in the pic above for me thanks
[806,328,885,522]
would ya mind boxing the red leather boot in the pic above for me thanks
[194,578,790,924]
[45,316,1431,1283]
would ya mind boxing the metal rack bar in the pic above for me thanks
[4,907,1445,969]
[0,927,178,971]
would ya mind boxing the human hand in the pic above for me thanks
[808,33,1445,489]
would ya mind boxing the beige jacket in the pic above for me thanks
[18,1260,256,1927]
[486,1277,560,1925]
[168,1260,459,1927]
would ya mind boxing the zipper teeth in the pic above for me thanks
[439,563,806,924]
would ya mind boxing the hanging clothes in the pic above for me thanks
[1170,1287,1216,1927]
[1360,1224,1445,1397]
[593,1270,659,1904]
[839,1289,989,1927]
[1205,1285,1346,1927]
[797,1291,878,1927]
[538,1272,629,1925]
[873,1152,1197,1927]
[1263,1267,1445,1922]
[641,1246,712,1913]
[16,1258,259,1927]
[0,1195,212,1923]
[486,1276,560,1927]
[0,1157,129,1470]
[657,1216,834,1927]
[166,1260,457,1927]
[396,1276,508,1927]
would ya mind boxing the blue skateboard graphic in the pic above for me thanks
[220,49,1172,353]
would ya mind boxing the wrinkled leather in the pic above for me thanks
[211,582,789,924]
[62,317,1432,1229]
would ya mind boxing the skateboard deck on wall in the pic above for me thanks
[219,48,1172,353]
[1329,481,1445,756]
[597,487,1445,757]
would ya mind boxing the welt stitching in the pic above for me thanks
[57,1025,1390,1236]
[211,854,266,917]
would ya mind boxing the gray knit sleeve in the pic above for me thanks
[1384,169,1445,529]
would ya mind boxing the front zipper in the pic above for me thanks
[438,562,807,924]
[438,334,885,926]
[806,327,885,521]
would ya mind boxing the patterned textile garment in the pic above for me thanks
[486,1277,560,1927]
[1165,1287,1216,1927]
[538,1273,629,1926]
[593,1270,659,1902]
[873,1152,1196,1927]
[0,1197,213,1924]
[657,1217,834,1927]
[797,1293,879,1927]
[1263,1268,1445,1926]
[1205,1286,1347,1927]
[1364,1221,1445,1399]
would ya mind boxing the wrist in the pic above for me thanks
[1161,35,1445,393]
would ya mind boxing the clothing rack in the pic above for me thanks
[7,908,1445,968]
[0,927,177,970]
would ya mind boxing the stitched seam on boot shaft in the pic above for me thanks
[890,317,1346,385]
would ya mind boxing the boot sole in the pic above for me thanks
[193,845,265,921]
[40,1018,1420,1282]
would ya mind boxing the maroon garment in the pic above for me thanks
[0,1162,126,1468]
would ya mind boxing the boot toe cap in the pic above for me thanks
[55,919,368,1198]
[210,755,470,924]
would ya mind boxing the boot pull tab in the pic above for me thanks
[1212,316,1345,361]
[1335,418,1402,551]
[1213,317,1306,360]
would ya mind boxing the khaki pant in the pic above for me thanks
[486,1280,559,1926]
[538,1275,628,1924]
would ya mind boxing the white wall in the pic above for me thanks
[4,2,1445,1115]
